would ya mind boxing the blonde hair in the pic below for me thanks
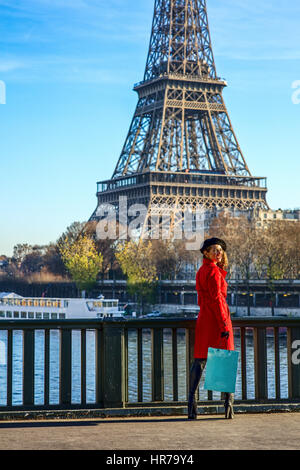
[217,251,228,270]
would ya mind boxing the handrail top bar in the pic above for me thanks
[97,171,267,185]
[133,72,228,90]
[0,317,299,330]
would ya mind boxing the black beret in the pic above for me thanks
[200,237,227,254]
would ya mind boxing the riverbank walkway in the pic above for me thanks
[0,412,299,450]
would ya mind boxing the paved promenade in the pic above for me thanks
[0,413,299,450]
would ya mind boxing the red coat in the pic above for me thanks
[194,258,234,359]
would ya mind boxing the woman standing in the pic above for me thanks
[188,237,235,420]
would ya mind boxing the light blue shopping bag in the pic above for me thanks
[204,348,239,394]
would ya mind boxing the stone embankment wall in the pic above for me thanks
[151,304,300,317]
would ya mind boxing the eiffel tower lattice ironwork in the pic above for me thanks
[91,0,269,234]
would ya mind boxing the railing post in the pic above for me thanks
[101,323,126,408]
[186,327,195,400]
[95,328,103,407]
[253,327,268,401]
[152,328,164,402]
[287,327,300,400]
[23,329,35,406]
[60,329,72,406]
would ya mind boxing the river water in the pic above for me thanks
[0,329,289,406]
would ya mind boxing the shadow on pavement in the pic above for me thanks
[0,416,223,429]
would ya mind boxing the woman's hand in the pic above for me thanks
[221,331,230,340]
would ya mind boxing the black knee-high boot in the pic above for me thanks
[188,359,207,420]
[224,393,234,419]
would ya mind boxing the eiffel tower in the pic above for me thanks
[90,0,269,238]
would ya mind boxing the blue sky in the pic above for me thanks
[0,0,300,256]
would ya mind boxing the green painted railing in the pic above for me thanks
[0,318,299,412]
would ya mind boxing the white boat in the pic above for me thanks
[0,292,125,320]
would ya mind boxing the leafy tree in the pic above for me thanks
[58,234,103,296]
[83,220,121,279]
[57,221,86,246]
[255,221,290,315]
[20,250,45,275]
[13,244,34,266]
[115,240,158,313]
[151,239,199,280]
[43,244,67,277]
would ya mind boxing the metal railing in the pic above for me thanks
[0,318,299,412]
[133,72,227,90]
[97,171,267,193]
